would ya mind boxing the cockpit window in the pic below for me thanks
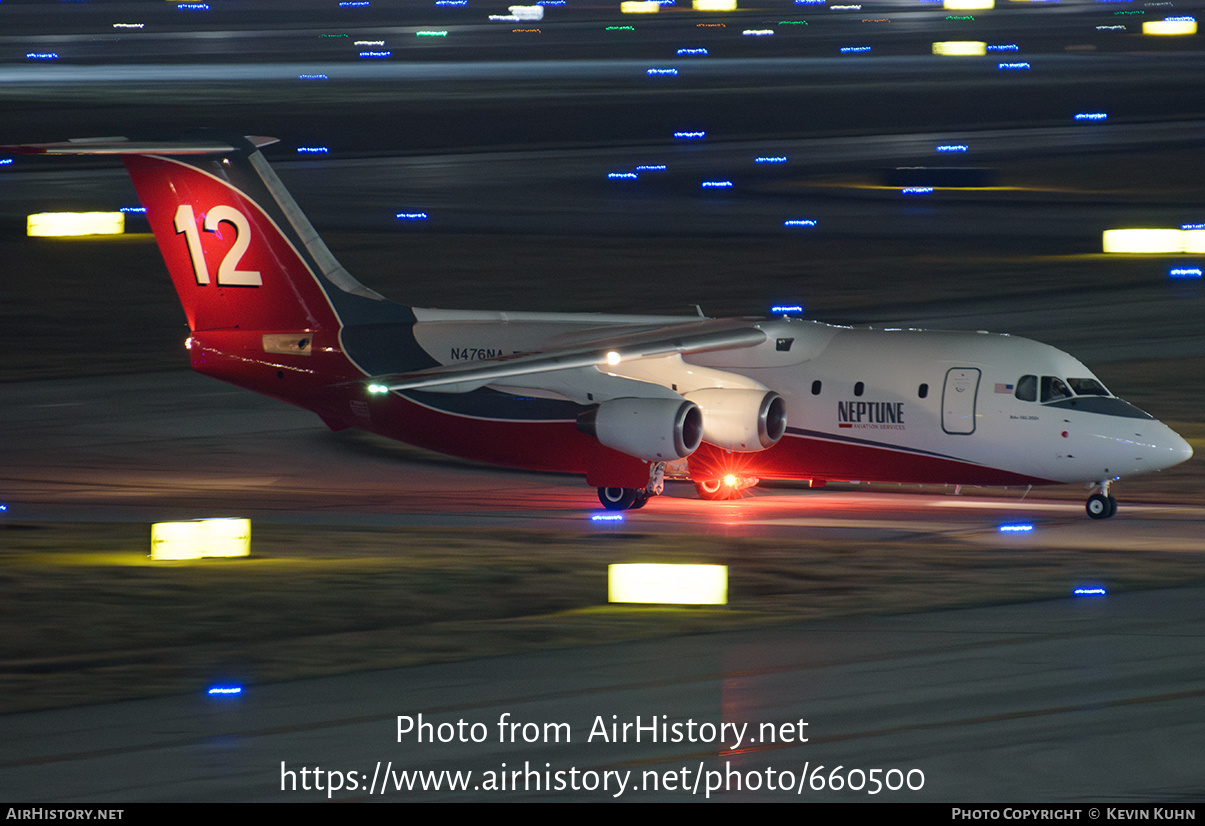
[1067,377,1110,397]
[1014,375,1037,402]
[1041,376,1072,403]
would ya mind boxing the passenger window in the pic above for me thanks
[1014,375,1037,402]
[854,382,864,397]
[811,380,822,396]
[918,383,928,399]
[1041,376,1072,403]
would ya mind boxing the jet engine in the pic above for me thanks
[577,397,704,461]
[684,388,787,451]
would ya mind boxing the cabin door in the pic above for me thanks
[942,368,981,434]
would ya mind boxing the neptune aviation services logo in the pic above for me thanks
[837,401,905,430]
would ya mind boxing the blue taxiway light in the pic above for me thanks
[755,156,788,163]
[608,172,638,179]
[635,165,666,171]
[1075,112,1108,121]
[1169,267,1203,278]
[647,68,679,76]
[783,219,817,227]
[207,685,243,696]
[120,206,146,213]
[936,145,968,153]
[702,180,733,188]
[674,131,705,139]
[998,62,1030,70]
[591,514,624,522]
[298,74,330,80]
[396,212,429,220]
[297,146,329,154]
[901,187,934,195]
[840,46,871,53]
[1073,587,1107,596]
[998,523,1034,533]
[771,305,805,314]
[677,48,708,55]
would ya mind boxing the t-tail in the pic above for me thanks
[9,134,434,424]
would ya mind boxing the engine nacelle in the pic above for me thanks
[684,388,787,451]
[577,397,704,461]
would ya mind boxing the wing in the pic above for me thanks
[366,318,769,397]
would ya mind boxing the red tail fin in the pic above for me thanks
[122,152,341,333]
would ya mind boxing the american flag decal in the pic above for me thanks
[995,383,1014,394]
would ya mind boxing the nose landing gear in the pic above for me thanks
[1086,480,1118,520]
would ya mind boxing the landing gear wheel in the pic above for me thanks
[629,493,650,510]
[1086,493,1117,520]
[694,478,735,501]
[598,487,638,511]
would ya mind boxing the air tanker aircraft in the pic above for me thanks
[11,135,1193,518]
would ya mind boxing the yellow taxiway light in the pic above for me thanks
[27,212,124,237]
[693,0,737,10]
[932,40,987,56]
[608,563,728,605]
[1143,20,1197,35]
[1102,228,1205,254]
[944,0,993,9]
[620,1,659,12]
[150,518,251,561]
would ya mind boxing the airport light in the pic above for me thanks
[621,1,660,12]
[608,563,728,605]
[1143,18,1196,35]
[27,212,124,237]
[1102,228,1205,254]
[1072,587,1107,597]
[693,0,737,10]
[932,40,987,55]
[944,0,992,8]
[150,518,251,561]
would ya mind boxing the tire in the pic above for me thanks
[694,478,734,501]
[1086,493,1114,520]
[629,493,650,510]
[599,487,638,510]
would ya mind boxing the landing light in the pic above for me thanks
[608,563,728,605]
[621,1,660,12]
[606,351,622,366]
[944,0,993,8]
[368,384,390,394]
[28,212,124,237]
[150,518,251,561]
[693,0,737,9]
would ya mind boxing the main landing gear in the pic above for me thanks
[597,462,665,511]
[1086,479,1118,520]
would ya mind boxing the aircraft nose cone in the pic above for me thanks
[1151,425,1193,471]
